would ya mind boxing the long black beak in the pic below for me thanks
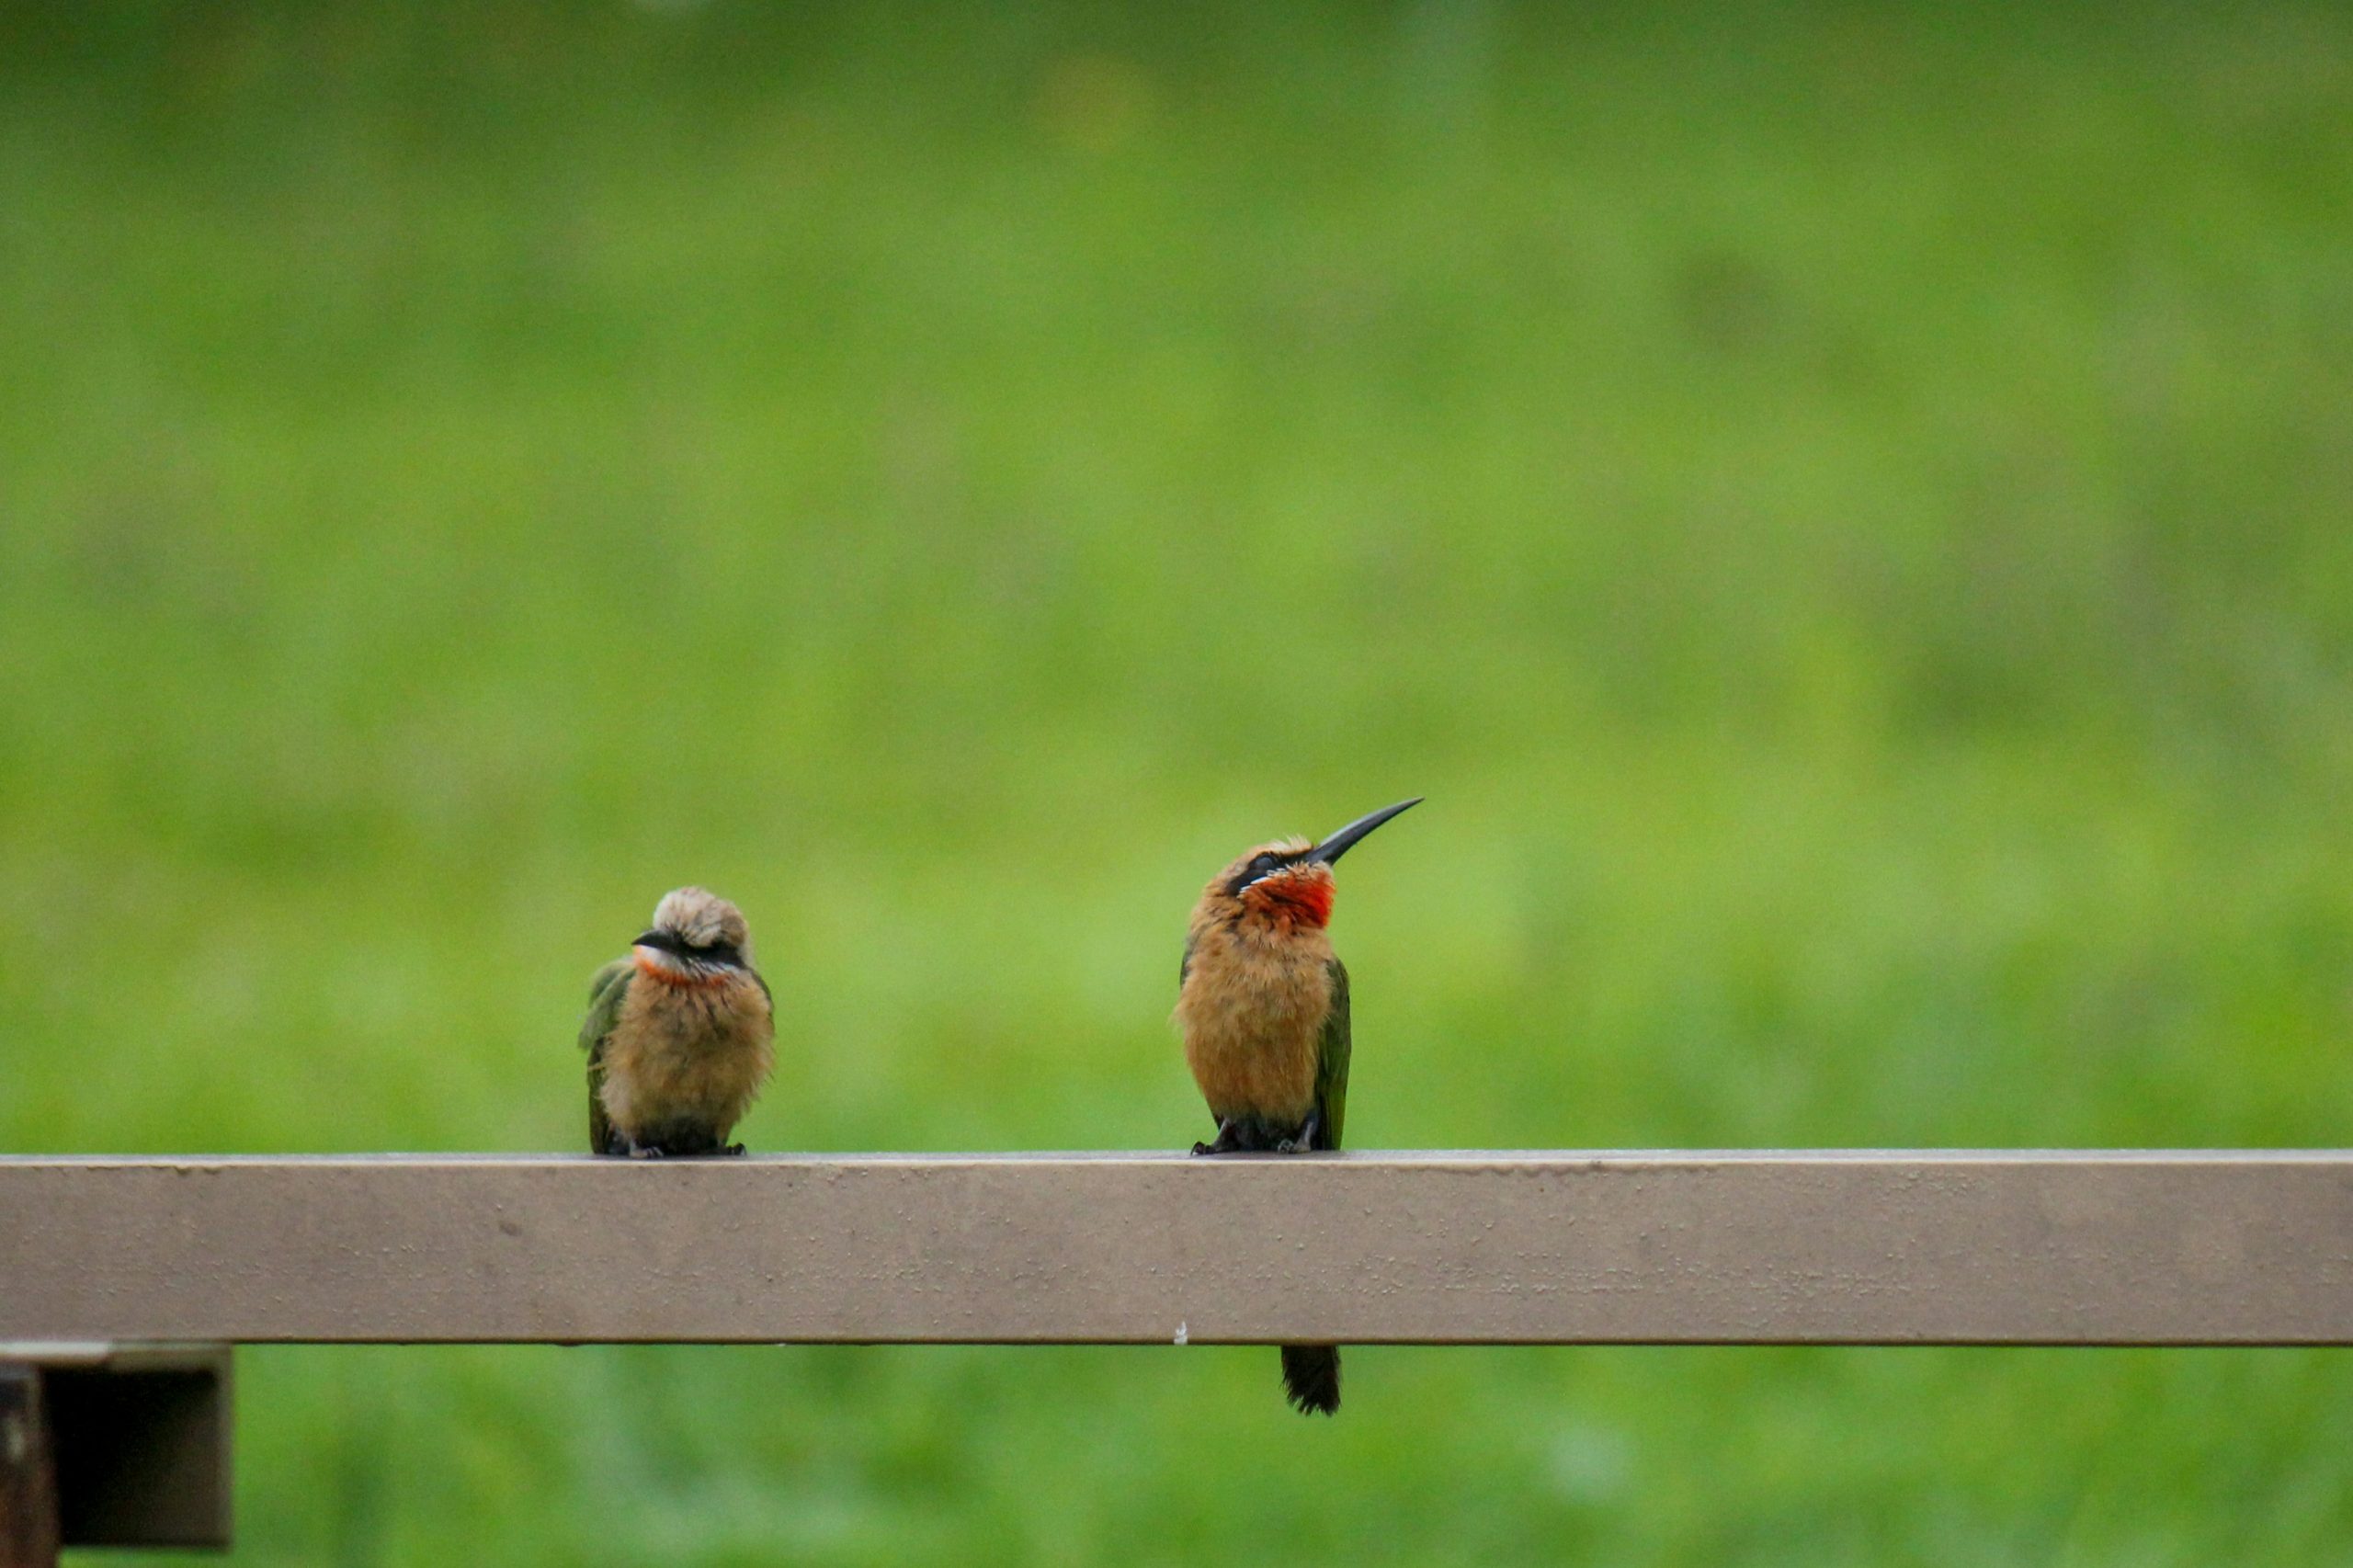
[632,929,685,956]
[1307,797,1423,866]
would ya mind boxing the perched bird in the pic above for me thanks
[578,887,775,1158]
[1174,797,1421,1415]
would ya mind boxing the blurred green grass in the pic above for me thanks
[5,2,2353,1562]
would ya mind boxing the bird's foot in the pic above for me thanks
[625,1143,665,1160]
[1276,1112,1323,1154]
[1191,1121,1243,1156]
[721,1142,747,1157]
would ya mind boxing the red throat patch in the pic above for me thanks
[1256,874,1335,929]
[632,949,730,990]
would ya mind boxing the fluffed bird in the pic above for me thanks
[578,886,775,1158]
[1173,797,1421,1415]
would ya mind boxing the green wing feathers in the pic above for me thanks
[579,960,632,1155]
[1313,958,1351,1151]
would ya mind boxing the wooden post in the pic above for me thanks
[0,1366,58,1568]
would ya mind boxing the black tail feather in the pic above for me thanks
[1280,1344,1341,1415]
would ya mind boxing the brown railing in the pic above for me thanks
[4,1151,2350,1559]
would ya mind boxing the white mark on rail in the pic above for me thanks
[1174,1320,1188,1346]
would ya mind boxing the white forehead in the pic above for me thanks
[650,886,744,944]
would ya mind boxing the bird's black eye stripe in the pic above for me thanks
[1224,851,1289,896]
[693,942,744,968]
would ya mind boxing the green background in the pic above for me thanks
[6,3,2352,1562]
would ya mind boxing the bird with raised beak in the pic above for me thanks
[578,887,775,1158]
[1174,797,1421,1415]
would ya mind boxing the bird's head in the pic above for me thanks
[1198,799,1421,935]
[631,886,755,986]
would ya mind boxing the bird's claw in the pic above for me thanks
[1193,1121,1245,1156]
[626,1144,665,1160]
[722,1143,747,1157]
